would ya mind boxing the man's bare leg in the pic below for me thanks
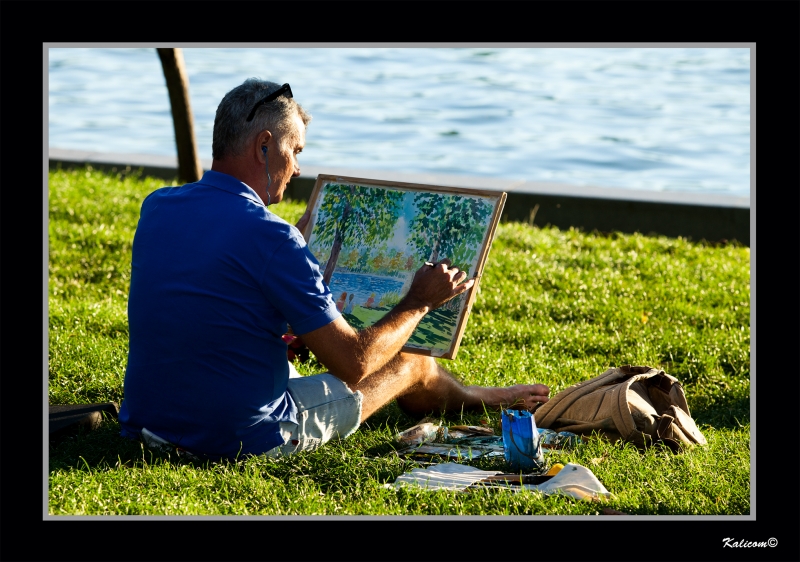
[350,352,550,422]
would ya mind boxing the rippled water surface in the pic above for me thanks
[48,47,751,195]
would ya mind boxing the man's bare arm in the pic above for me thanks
[298,260,474,386]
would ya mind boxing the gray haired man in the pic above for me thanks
[119,78,550,460]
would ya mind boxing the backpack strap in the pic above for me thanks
[659,406,708,446]
[654,414,683,452]
[610,369,665,446]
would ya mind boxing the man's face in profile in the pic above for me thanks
[269,113,306,203]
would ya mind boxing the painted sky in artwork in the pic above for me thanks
[385,195,416,253]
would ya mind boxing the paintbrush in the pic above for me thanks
[480,474,554,485]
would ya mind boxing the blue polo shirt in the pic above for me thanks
[119,170,340,459]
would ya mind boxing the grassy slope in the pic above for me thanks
[47,167,751,515]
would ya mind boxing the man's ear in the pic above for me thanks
[257,131,272,160]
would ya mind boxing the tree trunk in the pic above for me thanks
[429,238,440,263]
[323,228,344,286]
[322,202,352,285]
[157,48,202,184]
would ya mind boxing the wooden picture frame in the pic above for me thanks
[302,175,506,360]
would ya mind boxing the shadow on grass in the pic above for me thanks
[48,419,292,474]
[50,422,162,472]
[48,399,451,474]
[49,395,572,495]
[689,395,750,430]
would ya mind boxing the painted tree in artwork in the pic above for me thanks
[341,249,360,269]
[407,194,494,273]
[310,183,405,285]
[357,249,371,272]
[388,250,405,272]
[371,252,386,272]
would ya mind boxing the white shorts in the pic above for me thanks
[264,363,363,457]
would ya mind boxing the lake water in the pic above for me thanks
[329,271,405,311]
[47,46,751,196]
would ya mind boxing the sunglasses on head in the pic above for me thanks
[245,83,293,122]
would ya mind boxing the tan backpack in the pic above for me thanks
[533,365,707,452]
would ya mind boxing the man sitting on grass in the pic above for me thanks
[118,78,550,460]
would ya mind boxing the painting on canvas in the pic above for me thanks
[302,175,506,359]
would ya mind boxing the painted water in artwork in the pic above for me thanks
[306,180,501,357]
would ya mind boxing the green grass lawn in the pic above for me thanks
[47,167,751,516]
